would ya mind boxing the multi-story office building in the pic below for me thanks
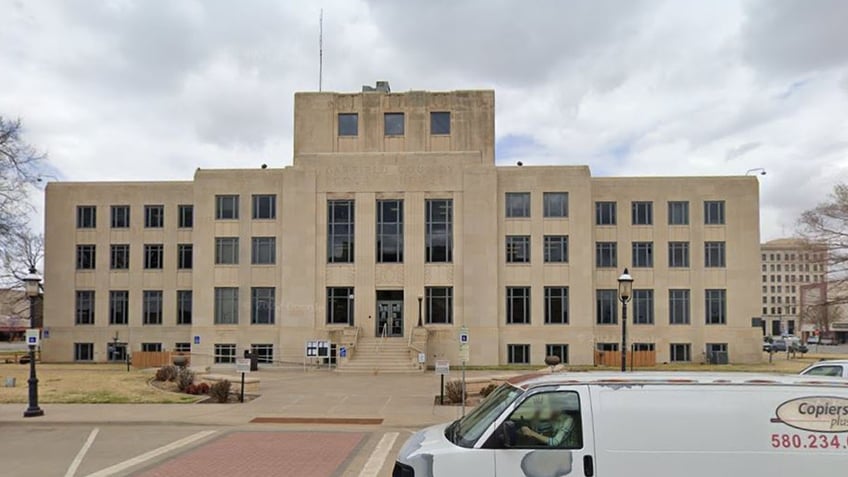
[42,84,764,367]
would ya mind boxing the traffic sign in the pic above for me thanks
[459,325,469,344]
[236,358,252,373]
[418,352,426,364]
[25,329,40,347]
[459,343,470,362]
[435,360,450,375]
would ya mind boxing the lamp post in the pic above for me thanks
[617,268,634,373]
[417,295,423,327]
[23,267,44,418]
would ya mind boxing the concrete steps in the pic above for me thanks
[336,338,424,374]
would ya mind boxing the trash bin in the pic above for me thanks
[708,351,729,365]
[244,350,258,371]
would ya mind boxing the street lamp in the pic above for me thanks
[417,295,423,327]
[22,267,44,418]
[745,168,766,176]
[617,268,634,373]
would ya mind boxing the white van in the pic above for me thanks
[393,372,848,476]
[801,360,848,378]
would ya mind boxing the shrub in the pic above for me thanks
[209,380,231,403]
[445,379,465,404]
[196,382,210,394]
[155,365,178,382]
[479,383,497,397]
[176,367,195,392]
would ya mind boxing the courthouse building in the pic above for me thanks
[42,83,764,368]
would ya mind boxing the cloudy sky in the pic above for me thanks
[2,0,847,240]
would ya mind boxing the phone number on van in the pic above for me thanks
[770,434,848,449]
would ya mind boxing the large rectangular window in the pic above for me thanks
[214,287,239,324]
[705,289,727,325]
[252,195,276,219]
[632,242,653,268]
[631,201,653,225]
[376,199,403,263]
[251,237,276,265]
[506,236,530,263]
[506,287,530,324]
[668,242,690,268]
[215,195,239,220]
[144,205,164,228]
[177,290,192,325]
[327,287,354,325]
[544,287,569,324]
[338,113,358,136]
[77,206,96,228]
[177,244,193,269]
[633,289,654,324]
[430,111,450,135]
[545,344,569,364]
[251,287,275,325]
[668,201,689,225]
[425,199,453,263]
[178,205,193,228]
[251,344,274,364]
[142,290,162,325]
[543,192,568,218]
[110,244,129,270]
[384,112,405,135]
[74,343,94,361]
[214,344,237,364]
[670,343,691,362]
[544,236,568,263]
[144,244,163,269]
[505,192,531,218]
[328,200,354,263]
[109,290,128,325]
[507,344,530,364]
[669,289,690,324]
[595,201,616,225]
[595,242,617,268]
[76,244,96,270]
[75,291,95,325]
[704,200,725,225]
[425,287,453,324]
[111,205,130,228]
[215,237,239,265]
[705,241,726,268]
[596,289,618,325]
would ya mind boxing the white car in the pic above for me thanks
[800,360,848,378]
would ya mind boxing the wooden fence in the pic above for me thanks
[594,350,656,368]
[131,351,189,369]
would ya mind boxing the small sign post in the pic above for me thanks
[25,329,40,347]
[459,326,469,417]
[236,358,251,403]
[435,360,450,405]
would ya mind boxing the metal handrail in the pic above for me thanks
[377,322,387,353]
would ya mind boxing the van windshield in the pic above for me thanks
[447,384,523,448]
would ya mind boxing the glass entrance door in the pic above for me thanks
[376,291,404,337]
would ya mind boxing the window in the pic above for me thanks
[144,205,164,228]
[384,112,404,135]
[632,201,652,225]
[376,199,403,263]
[501,391,582,449]
[76,244,96,270]
[430,111,450,135]
[544,236,568,263]
[328,200,354,263]
[141,343,162,352]
[177,244,193,269]
[143,290,163,325]
[111,205,130,228]
[77,206,96,228]
[633,289,654,324]
[704,200,725,225]
[215,195,239,220]
[252,195,276,219]
[215,237,239,265]
[425,287,453,324]
[144,244,163,269]
[327,287,354,325]
[543,192,568,218]
[596,290,618,325]
[110,244,129,270]
[178,205,193,228]
[670,343,691,362]
[595,201,616,225]
[251,344,274,364]
[545,344,569,365]
[426,199,453,262]
[632,242,653,268]
[251,287,275,325]
[706,343,728,358]
[109,290,128,325]
[171,290,192,325]
[597,343,619,352]
[251,237,276,265]
[338,113,358,136]
[505,192,530,218]
[214,287,239,324]
[595,242,617,268]
[506,287,530,324]
[705,289,727,325]
[668,242,689,268]
[544,287,569,324]
[669,289,690,324]
[506,236,531,263]
[214,344,237,364]
[668,201,689,225]
[75,291,95,325]
[705,241,726,267]
[633,343,655,352]
[74,343,94,361]
[507,344,530,364]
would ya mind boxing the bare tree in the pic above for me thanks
[800,302,843,334]
[1,117,44,238]
[797,183,848,304]
[0,230,43,288]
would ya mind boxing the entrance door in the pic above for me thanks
[376,290,404,337]
[107,342,127,362]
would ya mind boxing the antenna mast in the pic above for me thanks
[319,8,323,92]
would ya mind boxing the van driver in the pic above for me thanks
[519,408,575,447]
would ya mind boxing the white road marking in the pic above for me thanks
[65,427,99,477]
[84,430,217,477]
[359,432,399,477]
